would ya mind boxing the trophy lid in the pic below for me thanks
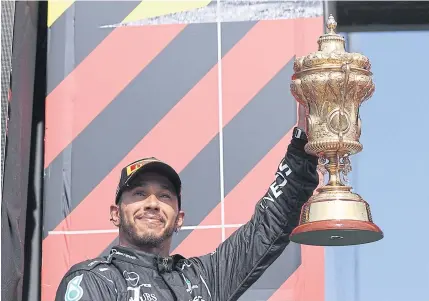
[317,14,345,53]
[293,15,371,74]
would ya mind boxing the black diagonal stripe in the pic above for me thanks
[43,21,257,238]
[47,1,140,93]
[99,56,297,256]
[222,59,296,193]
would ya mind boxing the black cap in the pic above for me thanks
[115,157,182,209]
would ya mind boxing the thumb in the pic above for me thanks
[297,104,307,130]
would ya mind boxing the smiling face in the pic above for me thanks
[110,171,184,251]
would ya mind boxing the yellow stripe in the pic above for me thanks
[48,0,211,28]
[122,0,211,23]
[48,0,75,27]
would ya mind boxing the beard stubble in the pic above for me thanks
[119,208,176,248]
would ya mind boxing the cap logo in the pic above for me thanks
[125,158,159,176]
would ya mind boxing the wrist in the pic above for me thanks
[291,127,308,150]
[293,127,306,140]
[289,127,318,163]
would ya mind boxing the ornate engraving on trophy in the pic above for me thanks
[289,15,383,246]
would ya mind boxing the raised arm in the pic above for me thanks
[192,127,319,301]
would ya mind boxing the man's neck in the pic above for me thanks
[118,239,170,258]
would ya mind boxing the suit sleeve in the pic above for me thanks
[193,134,319,301]
[55,270,117,301]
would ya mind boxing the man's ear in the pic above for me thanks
[110,204,120,227]
[176,210,185,230]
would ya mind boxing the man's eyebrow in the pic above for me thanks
[131,181,149,187]
[131,181,173,190]
[160,184,174,191]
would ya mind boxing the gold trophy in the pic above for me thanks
[289,15,383,246]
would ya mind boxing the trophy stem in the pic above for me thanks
[325,152,343,187]
[318,150,352,190]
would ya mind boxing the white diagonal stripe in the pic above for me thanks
[48,224,244,235]
[216,0,226,243]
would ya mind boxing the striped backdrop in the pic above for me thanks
[42,1,324,300]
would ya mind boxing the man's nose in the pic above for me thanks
[144,194,160,210]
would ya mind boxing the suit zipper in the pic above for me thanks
[160,273,179,301]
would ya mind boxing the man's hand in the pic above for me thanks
[297,104,307,131]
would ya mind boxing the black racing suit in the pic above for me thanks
[55,131,319,301]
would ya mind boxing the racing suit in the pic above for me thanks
[55,129,319,301]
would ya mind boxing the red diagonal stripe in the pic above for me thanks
[266,245,324,301]
[41,19,297,301]
[172,129,294,256]
[44,24,186,168]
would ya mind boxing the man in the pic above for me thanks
[55,108,319,301]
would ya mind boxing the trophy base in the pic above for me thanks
[289,185,383,246]
[290,220,383,246]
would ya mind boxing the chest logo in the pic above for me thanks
[180,260,192,270]
[127,284,157,301]
[123,270,140,287]
[181,273,198,294]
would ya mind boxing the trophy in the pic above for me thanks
[289,15,383,246]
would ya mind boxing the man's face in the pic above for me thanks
[112,171,184,249]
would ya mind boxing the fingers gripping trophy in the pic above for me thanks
[289,15,383,246]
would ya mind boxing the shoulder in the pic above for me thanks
[56,271,117,301]
[60,257,122,292]
[64,257,113,278]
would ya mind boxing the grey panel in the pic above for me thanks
[1,3,38,301]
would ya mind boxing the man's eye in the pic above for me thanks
[135,191,146,196]
[160,194,171,199]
